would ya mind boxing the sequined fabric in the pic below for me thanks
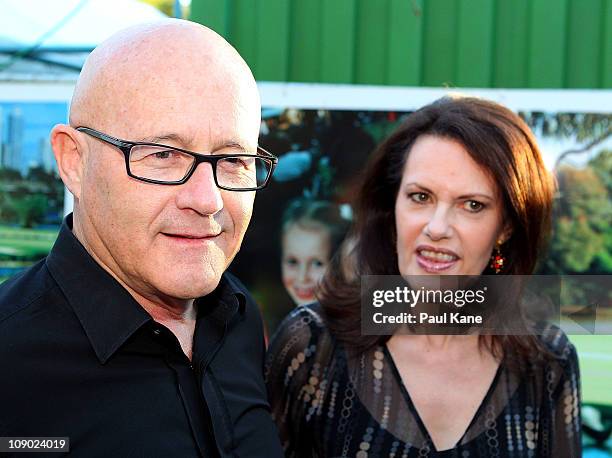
[265,304,581,457]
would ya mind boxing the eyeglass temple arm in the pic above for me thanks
[75,127,133,151]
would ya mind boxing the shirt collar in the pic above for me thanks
[46,214,246,364]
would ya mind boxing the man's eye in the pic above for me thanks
[464,200,485,212]
[409,192,429,203]
[130,146,188,164]
[221,157,253,169]
[152,150,175,159]
[139,149,179,161]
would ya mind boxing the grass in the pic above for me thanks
[571,335,612,406]
[0,225,58,258]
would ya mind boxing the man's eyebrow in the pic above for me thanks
[210,141,249,153]
[136,134,250,153]
[137,133,193,146]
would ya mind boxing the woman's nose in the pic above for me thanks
[424,205,453,240]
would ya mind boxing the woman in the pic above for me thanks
[265,97,581,457]
[281,198,350,306]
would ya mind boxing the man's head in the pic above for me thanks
[51,19,261,306]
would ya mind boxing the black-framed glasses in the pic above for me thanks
[75,127,277,191]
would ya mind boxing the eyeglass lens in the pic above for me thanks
[128,145,271,189]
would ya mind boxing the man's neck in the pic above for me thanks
[144,301,197,361]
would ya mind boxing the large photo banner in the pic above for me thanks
[232,84,611,330]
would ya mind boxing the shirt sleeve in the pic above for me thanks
[539,338,582,458]
[264,305,326,457]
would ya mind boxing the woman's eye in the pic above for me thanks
[409,192,429,203]
[311,259,325,268]
[464,200,485,212]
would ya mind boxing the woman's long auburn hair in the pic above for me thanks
[318,96,556,365]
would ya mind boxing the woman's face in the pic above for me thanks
[282,223,331,305]
[394,135,509,276]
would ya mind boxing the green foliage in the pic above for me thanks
[0,167,63,228]
[0,167,22,181]
[11,194,48,229]
[544,149,612,274]
[588,149,612,194]
[27,166,58,186]
[552,217,603,272]
[0,191,17,222]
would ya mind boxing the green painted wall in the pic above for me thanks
[190,0,611,89]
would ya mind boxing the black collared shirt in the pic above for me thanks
[0,215,283,458]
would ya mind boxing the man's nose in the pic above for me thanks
[175,163,224,215]
[424,205,453,240]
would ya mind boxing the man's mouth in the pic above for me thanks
[415,245,459,272]
[161,232,221,243]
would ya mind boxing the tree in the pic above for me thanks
[27,166,57,187]
[12,194,48,229]
[0,167,22,181]
[587,149,612,273]
[588,149,612,195]
[520,112,611,169]
[543,151,611,274]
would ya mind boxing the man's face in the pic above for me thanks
[77,65,260,303]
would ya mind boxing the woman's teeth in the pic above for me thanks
[419,250,457,261]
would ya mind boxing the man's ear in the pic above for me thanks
[51,124,85,200]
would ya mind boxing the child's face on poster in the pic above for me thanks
[281,224,331,306]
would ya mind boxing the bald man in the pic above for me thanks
[0,20,283,457]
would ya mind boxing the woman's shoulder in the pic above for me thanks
[270,303,330,344]
[265,303,338,391]
[266,304,336,364]
[531,323,580,386]
[536,323,578,363]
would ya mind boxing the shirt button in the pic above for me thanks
[152,328,161,336]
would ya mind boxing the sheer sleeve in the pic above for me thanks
[538,332,582,458]
[264,305,330,457]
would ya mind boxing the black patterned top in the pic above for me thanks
[265,304,582,458]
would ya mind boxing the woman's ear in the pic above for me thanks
[499,223,513,245]
[50,125,85,200]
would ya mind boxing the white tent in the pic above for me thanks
[0,0,167,81]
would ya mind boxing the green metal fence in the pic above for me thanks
[190,0,612,89]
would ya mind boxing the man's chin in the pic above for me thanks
[153,274,222,302]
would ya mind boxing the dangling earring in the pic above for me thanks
[490,240,505,274]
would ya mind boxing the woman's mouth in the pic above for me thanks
[415,246,459,273]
